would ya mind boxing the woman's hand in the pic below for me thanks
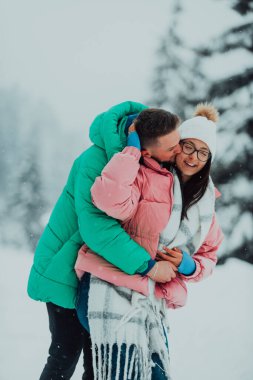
[128,123,136,134]
[147,261,177,283]
[156,247,183,267]
[127,123,141,150]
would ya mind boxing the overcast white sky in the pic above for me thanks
[0,0,240,135]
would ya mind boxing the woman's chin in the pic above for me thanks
[182,168,197,177]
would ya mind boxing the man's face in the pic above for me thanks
[144,129,181,163]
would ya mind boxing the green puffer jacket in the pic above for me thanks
[27,101,151,308]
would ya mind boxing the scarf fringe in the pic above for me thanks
[88,277,171,380]
[91,341,170,380]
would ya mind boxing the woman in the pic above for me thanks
[75,104,223,380]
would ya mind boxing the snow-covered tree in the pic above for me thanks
[6,147,47,249]
[197,0,253,263]
[0,87,53,250]
[149,0,253,264]
[148,0,207,119]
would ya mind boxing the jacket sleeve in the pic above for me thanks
[75,245,186,309]
[91,146,142,222]
[75,245,149,296]
[155,277,188,309]
[74,151,151,276]
[179,213,224,283]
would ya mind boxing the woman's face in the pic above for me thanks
[175,138,210,182]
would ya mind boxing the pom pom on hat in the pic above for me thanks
[179,102,218,160]
[194,102,219,123]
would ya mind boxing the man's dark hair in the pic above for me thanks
[134,108,180,149]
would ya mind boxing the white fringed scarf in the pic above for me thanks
[87,173,215,380]
[87,277,171,380]
[159,173,215,255]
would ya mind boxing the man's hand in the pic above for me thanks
[156,247,183,267]
[147,261,177,283]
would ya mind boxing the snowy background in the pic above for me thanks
[0,0,252,379]
[1,247,253,380]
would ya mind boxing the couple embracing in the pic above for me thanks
[28,101,223,380]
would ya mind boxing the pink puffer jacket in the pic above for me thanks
[75,147,223,308]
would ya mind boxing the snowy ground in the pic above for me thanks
[1,246,253,380]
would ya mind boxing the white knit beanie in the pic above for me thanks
[179,103,218,161]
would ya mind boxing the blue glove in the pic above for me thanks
[178,251,196,276]
[127,131,141,150]
[125,114,138,134]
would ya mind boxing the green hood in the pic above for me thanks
[89,101,148,160]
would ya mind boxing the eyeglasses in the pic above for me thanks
[180,141,211,162]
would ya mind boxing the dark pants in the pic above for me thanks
[76,273,169,380]
[39,302,94,380]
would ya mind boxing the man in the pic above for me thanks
[27,101,181,379]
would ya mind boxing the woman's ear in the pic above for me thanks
[141,149,152,158]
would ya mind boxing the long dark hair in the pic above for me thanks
[173,156,212,220]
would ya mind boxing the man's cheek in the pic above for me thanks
[168,154,176,163]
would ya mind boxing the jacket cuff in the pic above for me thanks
[137,259,156,276]
[178,251,196,276]
[122,146,141,159]
[127,131,141,150]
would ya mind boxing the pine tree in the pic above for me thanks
[197,0,253,263]
[148,0,207,119]
[0,88,48,250]
[7,148,47,249]
[149,0,253,264]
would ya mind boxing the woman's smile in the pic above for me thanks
[183,160,197,168]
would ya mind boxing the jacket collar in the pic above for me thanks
[142,156,171,176]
